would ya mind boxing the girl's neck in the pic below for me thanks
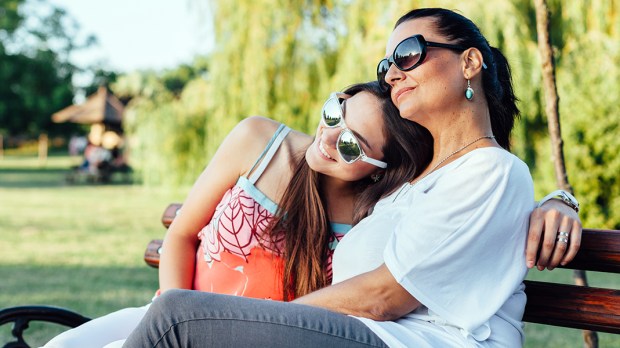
[320,175,357,225]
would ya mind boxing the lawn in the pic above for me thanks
[0,154,187,346]
[1,154,618,347]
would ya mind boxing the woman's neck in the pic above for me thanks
[423,104,496,175]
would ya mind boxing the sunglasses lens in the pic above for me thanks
[338,131,362,163]
[393,37,423,70]
[322,98,342,127]
[377,59,391,92]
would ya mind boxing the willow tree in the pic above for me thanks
[535,1,598,346]
[203,0,468,158]
[554,0,620,229]
[125,0,620,237]
[204,0,341,160]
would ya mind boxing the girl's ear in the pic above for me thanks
[370,171,384,183]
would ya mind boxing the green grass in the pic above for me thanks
[1,154,618,347]
[0,154,187,346]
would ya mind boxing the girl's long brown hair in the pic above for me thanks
[268,81,432,300]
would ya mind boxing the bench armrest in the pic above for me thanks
[144,239,163,268]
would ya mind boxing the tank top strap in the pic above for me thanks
[247,124,292,184]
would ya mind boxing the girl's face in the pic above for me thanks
[384,18,465,127]
[306,91,386,182]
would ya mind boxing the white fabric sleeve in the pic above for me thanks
[384,151,533,335]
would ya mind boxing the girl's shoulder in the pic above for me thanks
[234,116,312,154]
[233,116,283,143]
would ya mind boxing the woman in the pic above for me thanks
[122,8,581,348]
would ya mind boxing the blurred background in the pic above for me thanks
[1,0,618,346]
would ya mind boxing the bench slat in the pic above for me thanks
[161,203,182,228]
[561,229,620,273]
[523,280,620,334]
[144,239,163,268]
[148,203,620,336]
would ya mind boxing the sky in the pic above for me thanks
[48,0,214,74]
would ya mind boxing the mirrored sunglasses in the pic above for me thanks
[321,94,387,169]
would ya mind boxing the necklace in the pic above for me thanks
[392,135,495,202]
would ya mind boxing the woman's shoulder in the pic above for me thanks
[446,147,532,193]
[457,147,527,173]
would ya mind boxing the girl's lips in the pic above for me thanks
[318,141,335,161]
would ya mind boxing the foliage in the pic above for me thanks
[112,62,210,186]
[0,0,98,139]
[120,0,620,228]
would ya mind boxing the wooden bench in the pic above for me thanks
[2,203,619,347]
[145,203,620,338]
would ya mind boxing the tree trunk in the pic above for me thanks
[533,1,598,347]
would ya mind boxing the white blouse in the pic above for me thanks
[332,148,534,347]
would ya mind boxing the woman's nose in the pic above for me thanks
[384,63,403,88]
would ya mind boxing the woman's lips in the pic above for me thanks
[394,87,415,103]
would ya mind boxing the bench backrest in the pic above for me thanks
[147,204,620,334]
[523,229,620,334]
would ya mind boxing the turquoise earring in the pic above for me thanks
[465,79,474,101]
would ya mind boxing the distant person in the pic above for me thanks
[68,135,87,157]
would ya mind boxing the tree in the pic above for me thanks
[123,0,620,237]
[534,1,597,346]
[0,0,97,139]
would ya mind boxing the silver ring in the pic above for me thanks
[556,236,569,243]
[558,231,570,238]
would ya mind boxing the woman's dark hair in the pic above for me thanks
[395,8,519,150]
[343,82,433,224]
[268,81,432,300]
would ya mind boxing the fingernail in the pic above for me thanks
[527,261,534,268]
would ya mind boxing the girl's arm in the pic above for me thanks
[158,117,282,292]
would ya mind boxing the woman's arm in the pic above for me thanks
[526,198,582,270]
[159,116,282,292]
[293,264,418,321]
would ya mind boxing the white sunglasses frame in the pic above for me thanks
[321,93,388,169]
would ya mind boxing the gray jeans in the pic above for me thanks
[123,289,389,348]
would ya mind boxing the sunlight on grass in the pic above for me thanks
[0,155,187,344]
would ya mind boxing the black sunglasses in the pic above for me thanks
[377,34,476,92]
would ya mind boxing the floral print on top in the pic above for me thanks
[193,124,350,301]
[194,177,350,300]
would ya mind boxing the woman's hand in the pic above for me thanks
[526,199,582,270]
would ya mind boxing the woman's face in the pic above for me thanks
[384,18,464,126]
[306,91,386,182]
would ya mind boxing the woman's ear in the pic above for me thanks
[462,48,485,79]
